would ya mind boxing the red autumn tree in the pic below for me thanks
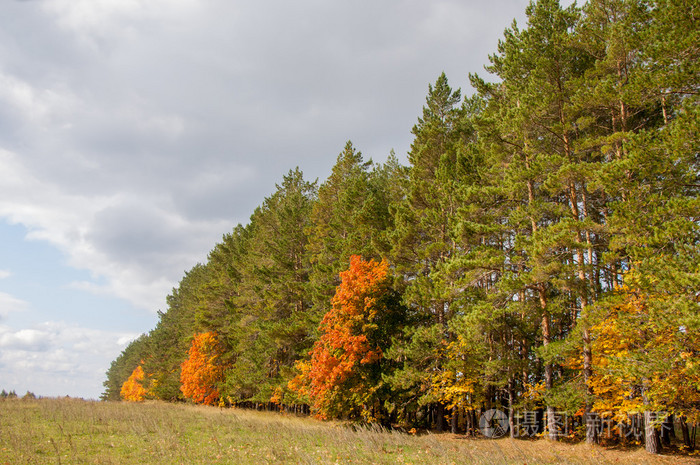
[180,331,225,405]
[120,365,147,402]
[291,255,403,421]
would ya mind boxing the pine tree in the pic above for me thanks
[306,142,384,321]
[225,169,317,405]
[471,0,595,440]
[141,265,202,401]
[573,0,698,450]
[388,73,481,430]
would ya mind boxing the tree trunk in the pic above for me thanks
[680,416,692,449]
[508,381,516,438]
[645,410,662,454]
[585,411,599,444]
[451,405,458,434]
[469,409,478,436]
[546,405,558,441]
[618,418,628,441]
[436,402,445,431]
[540,287,557,441]
[661,414,674,446]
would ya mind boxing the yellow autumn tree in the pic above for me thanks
[120,365,147,402]
[587,290,645,422]
[587,277,700,450]
[427,336,483,421]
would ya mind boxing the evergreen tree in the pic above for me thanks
[389,73,479,430]
[224,169,317,404]
[306,142,385,320]
[471,0,594,440]
[141,265,202,401]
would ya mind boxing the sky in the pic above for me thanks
[0,0,535,400]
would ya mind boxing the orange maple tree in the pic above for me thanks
[291,255,398,420]
[180,331,225,405]
[120,365,147,402]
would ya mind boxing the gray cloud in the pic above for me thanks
[0,0,531,311]
[87,199,223,277]
[0,0,531,396]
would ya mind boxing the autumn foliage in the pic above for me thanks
[120,365,147,402]
[291,255,400,420]
[588,282,700,424]
[180,331,225,405]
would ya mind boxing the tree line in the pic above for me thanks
[103,0,698,454]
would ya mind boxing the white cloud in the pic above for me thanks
[0,292,28,319]
[0,322,139,398]
[0,327,47,351]
[0,270,10,280]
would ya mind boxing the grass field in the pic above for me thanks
[0,398,697,465]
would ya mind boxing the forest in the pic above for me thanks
[103,0,699,455]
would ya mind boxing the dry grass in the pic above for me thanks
[0,397,697,464]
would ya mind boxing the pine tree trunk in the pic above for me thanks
[546,405,557,441]
[469,409,478,436]
[645,410,662,454]
[540,287,557,441]
[508,381,516,438]
[680,416,692,449]
[618,418,628,441]
[436,402,445,431]
[580,286,597,445]
[451,406,458,434]
[661,414,674,446]
[583,327,597,444]
[585,412,598,444]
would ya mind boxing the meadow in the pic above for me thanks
[0,397,696,465]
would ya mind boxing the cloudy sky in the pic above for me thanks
[0,0,534,399]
